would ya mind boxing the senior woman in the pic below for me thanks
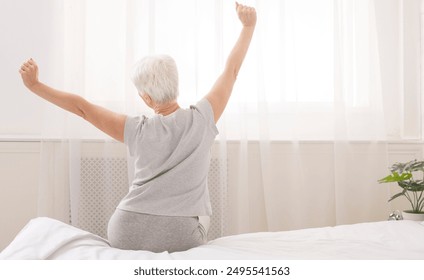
[19,3,256,252]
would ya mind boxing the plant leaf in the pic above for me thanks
[407,181,424,192]
[388,190,406,202]
[390,162,407,173]
[406,160,424,172]
[378,172,412,183]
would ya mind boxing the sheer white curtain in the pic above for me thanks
[227,0,421,233]
[38,0,422,236]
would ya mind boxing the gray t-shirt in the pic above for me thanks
[117,98,218,217]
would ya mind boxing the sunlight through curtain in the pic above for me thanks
[37,0,422,237]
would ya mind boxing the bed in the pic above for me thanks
[1,217,424,260]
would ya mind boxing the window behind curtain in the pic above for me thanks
[1,0,420,141]
[80,0,421,141]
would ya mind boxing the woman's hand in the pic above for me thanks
[19,58,40,90]
[236,2,257,27]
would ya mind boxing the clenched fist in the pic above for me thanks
[19,58,39,90]
[236,2,257,27]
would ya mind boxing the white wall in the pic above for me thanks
[0,142,40,251]
[0,0,64,137]
[1,141,421,251]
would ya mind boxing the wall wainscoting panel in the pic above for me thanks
[1,141,424,251]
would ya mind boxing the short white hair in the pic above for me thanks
[131,55,179,104]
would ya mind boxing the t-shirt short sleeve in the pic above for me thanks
[124,115,146,156]
[190,98,219,136]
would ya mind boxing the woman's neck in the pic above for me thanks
[154,101,180,116]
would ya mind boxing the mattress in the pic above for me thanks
[1,217,424,260]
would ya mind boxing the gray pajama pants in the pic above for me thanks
[107,209,208,253]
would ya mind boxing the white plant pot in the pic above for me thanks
[402,211,424,221]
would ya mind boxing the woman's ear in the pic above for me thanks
[140,92,154,108]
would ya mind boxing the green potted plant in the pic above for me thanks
[378,159,424,221]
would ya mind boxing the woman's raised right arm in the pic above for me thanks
[206,2,256,123]
[19,58,127,142]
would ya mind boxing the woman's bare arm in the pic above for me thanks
[206,2,256,123]
[19,58,126,142]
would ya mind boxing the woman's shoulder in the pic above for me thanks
[189,98,212,112]
[126,114,148,128]
[189,98,216,125]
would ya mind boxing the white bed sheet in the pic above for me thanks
[1,217,424,260]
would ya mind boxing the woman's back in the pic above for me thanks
[117,98,218,217]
